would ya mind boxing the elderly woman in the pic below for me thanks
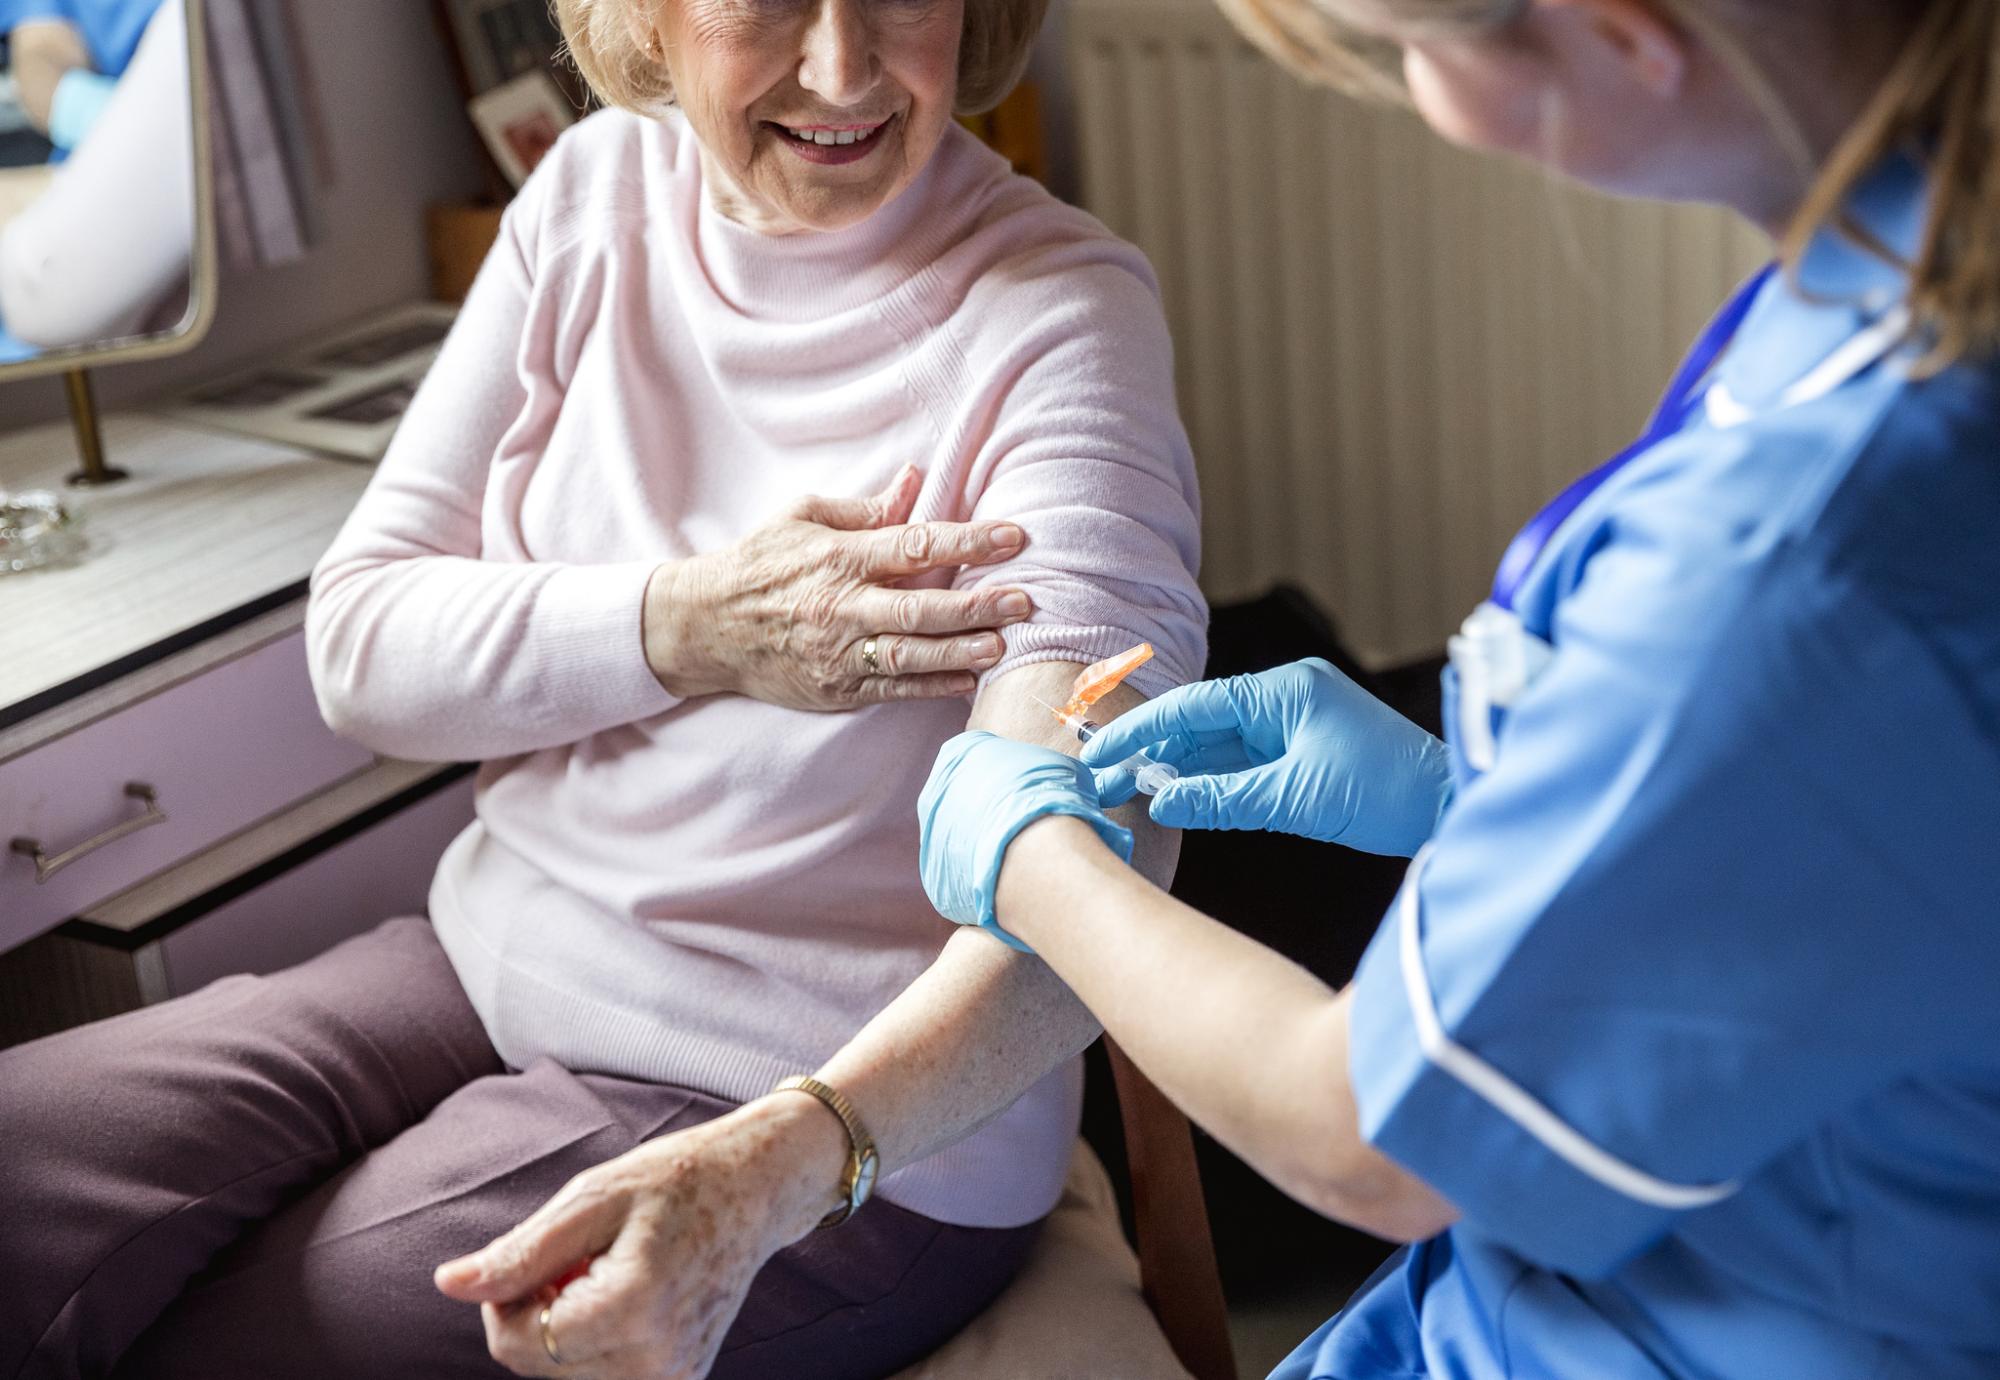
[0,0,1203,1373]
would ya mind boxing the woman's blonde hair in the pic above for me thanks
[554,0,1048,119]
[1217,0,2000,369]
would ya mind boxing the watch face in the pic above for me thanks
[853,1149,879,1205]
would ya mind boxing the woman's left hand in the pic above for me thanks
[918,731,1135,952]
[434,1096,844,1380]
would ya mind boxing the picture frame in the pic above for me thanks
[438,0,564,97]
[468,70,574,188]
[163,302,460,461]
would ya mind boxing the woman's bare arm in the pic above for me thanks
[437,660,1190,1372]
[807,660,1175,1174]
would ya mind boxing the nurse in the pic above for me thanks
[0,0,187,354]
[2,0,167,149]
[917,0,2000,1376]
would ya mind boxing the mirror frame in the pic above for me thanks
[0,0,218,385]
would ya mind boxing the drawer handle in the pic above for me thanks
[10,782,168,885]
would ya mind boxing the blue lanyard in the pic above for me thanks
[1489,266,1776,612]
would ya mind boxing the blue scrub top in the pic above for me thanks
[1278,157,2000,1379]
[0,0,164,77]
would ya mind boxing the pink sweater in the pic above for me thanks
[306,110,1205,1227]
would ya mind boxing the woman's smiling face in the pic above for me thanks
[640,0,966,234]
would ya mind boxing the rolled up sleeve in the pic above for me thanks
[947,249,1208,698]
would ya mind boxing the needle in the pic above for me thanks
[1029,694,1179,797]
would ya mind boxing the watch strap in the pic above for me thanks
[773,1075,878,1228]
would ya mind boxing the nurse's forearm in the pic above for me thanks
[996,817,1459,1242]
[10,20,89,132]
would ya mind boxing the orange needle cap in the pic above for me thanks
[1061,643,1154,719]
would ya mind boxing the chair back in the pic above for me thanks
[1106,1038,1237,1380]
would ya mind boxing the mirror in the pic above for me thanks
[0,0,215,480]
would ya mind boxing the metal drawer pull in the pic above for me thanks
[10,782,168,885]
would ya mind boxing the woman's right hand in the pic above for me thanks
[641,465,1035,710]
[1082,658,1453,857]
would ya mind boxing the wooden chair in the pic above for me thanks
[1105,1038,1239,1380]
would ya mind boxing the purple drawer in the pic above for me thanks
[0,632,374,953]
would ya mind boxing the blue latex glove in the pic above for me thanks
[919,730,1135,953]
[48,69,117,153]
[1082,658,1452,856]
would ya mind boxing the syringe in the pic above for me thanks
[1031,695,1180,797]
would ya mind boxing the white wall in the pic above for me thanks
[1067,0,1766,664]
[1,0,487,429]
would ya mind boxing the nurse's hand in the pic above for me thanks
[433,1095,848,1380]
[919,731,1135,952]
[9,19,89,131]
[1083,658,1452,857]
[642,464,1037,710]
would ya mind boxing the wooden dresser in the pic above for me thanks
[0,415,475,1045]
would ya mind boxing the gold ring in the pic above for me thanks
[539,1303,563,1366]
[862,636,881,675]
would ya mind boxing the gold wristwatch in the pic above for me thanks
[773,1075,880,1228]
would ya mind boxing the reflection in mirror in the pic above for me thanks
[0,0,200,367]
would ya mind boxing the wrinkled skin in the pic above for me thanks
[436,1095,846,1380]
[634,0,966,236]
[642,464,1036,709]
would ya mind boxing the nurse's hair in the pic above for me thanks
[1218,0,2000,370]
[554,0,1048,118]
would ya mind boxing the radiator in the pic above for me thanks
[1068,0,1766,666]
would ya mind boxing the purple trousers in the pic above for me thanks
[0,918,1037,1380]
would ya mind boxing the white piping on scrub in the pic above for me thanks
[1706,305,1913,430]
[1454,654,1499,776]
[1393,846,1740,1211]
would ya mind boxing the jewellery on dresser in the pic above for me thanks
[861,636,882,675]
[772,1075,880,1228]
[0,490,85,574]
[539,1304,563,1365]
